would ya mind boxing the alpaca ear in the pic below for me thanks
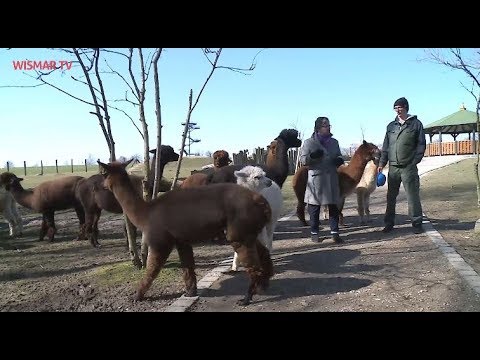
[97,161,111,176]
[363,140,367,145]
[122,158,134,168]
[234,171,247,178]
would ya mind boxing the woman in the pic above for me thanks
[299,116,344,243]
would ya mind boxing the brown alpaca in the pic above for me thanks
[207,129,302,188]
[292,140,381,226]
[98,160,274,306]
[0,173,86,242]
[77,145,179,247]
[180,149,232,189]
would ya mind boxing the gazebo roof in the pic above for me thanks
[424,105,478,135]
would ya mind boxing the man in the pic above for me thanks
[299,116,345,243]
[378,97,426,234]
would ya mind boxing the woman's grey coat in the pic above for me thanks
[299,135,343,206]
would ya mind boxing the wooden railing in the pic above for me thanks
[425,140,478,156]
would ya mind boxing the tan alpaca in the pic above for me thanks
[355,160,379,224]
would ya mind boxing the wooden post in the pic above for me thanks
[55,160,58,173]
[40,160,44,175]
[23,161,26,176]
[71,159,74,173]
[85,159,87,172]
[6,162,9,172]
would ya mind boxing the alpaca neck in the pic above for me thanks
[266,141,288,186]
[345,151,371,181]
[110,177,149,230]
[10,184,34,210]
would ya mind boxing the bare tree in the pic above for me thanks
[424,48,480,207]
[1,48,118,162]
[171,48,260,190]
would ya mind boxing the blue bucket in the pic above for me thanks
[377,172,386,187]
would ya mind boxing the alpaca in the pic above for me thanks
[98,160,274,306]
[181,149,232,189]
[232,165,283,271]
[77,145,180,248]
[0,173,86,242]
[336,141,381,225]
[0,186,23,237]
[355,159,379,224]
[292,140,381,226]
[207,129,302,188]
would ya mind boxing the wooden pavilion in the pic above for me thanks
[423,104,479,156]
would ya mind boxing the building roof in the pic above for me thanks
[424,105,478,135]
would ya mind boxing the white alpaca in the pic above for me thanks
[232,165,283,271]
[0,186,23,237]
[355,160,379,224]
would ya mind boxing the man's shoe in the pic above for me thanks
[413,225,424,234]
[382,224,394,233]
[332,233,344,243]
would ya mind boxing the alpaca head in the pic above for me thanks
[213,150,231,168]
[276,129,302,149]
[150,145,180,163]
[0,172,24,191]
[359,140,381,164]
[234,166,272,192]
[98,159,133,191]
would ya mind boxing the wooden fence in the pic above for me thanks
[4,159,94,176]
[424,140,478,156]
[232,147,300,175]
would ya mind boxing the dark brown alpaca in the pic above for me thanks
[98,160,273,306]
[0,173,86,242]
[77,145,179,247]
[207,129,302,188]
[292,140,381,226]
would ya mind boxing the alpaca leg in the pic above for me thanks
[175,241,197,297]
[92,209,101,246]
[124,214,142,269]
[231,251,241,271]
[365,193,371,223]
[231,234,269,306]
[74,204,87,241]
[141,232,149,269]
[45,211,56,242]
[10,202,22,237]
[2,202,16,237]
[135,241,174,301]
[39,214,48,241]
[296,201,308,226]
[322,204,329,220]
[356,190,365,225]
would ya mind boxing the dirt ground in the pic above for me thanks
[1,160,479,312]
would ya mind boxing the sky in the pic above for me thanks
[0,48,478,168]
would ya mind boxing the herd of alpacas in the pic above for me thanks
[0,129,382,306]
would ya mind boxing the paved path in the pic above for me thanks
[165,155,480,312]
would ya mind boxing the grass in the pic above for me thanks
[92,260,181,287]
[421,158,480,222]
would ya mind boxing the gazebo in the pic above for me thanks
[423,104,479,156]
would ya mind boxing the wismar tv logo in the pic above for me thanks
[12,60,73,71]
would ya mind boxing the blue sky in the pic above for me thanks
[0,48,477,167]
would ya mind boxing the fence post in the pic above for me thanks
[23,161,27,176]
[55,160,58,173]
[6,162,9,172]
[85,159,87,172]
[40,160,44,175]
[71,159,73,173]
